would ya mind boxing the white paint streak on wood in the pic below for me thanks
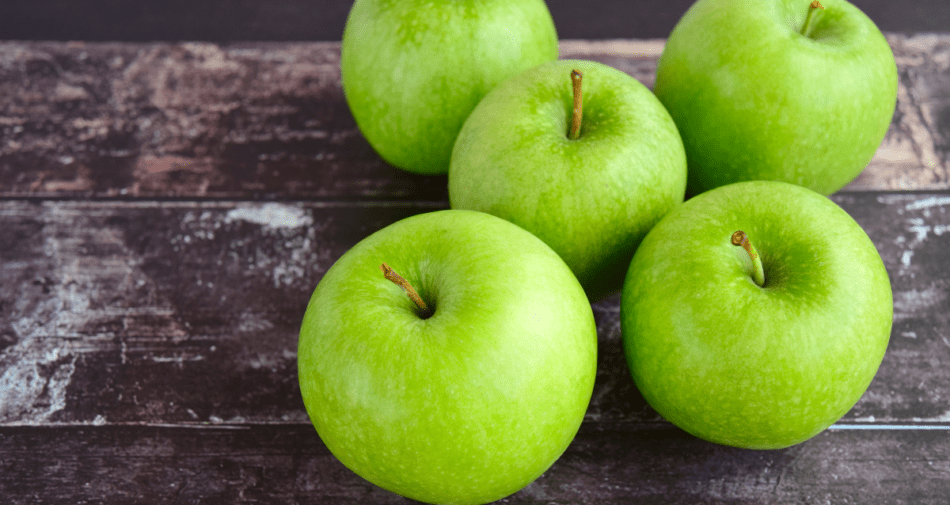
[829,424,950,430]
[0,342,77,423]
[901,250,914,267]
[906,196,950,211]
[0,204,187,424]
[0,206,102,422]
[225,203,313,229]
[893,287,946,322]
[912,410,950,423]
[851,409,950,425]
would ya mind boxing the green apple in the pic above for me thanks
[298,210,597,504]
[653,0,898,196]
[340,0,559,175]
[449,59,687,301]
[621,181,892,449]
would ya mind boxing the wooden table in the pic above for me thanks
[1,35,949,503]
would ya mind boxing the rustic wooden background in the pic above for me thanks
[1,2,950,503]
[1,0,949,40]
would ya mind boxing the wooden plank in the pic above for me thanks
[1,0,948,42]
[1,36,948,199]
[1,424,949,504]
[0,200,437,426]
[853,34,950,191]
[1,192,948,428]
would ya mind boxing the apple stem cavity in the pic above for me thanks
[380,263,432,318]
[800,0,825,38]
[569,69,584,140]
[731,231,766,287]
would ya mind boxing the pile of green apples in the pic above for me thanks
[297,0,896,503]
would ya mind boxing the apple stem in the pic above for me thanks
[731,231,765,287]
[380,263,431,317]
[568,69,584,140]
[800,0,825,38]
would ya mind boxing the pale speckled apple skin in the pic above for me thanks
[653,0,898,196]
[449,59,687,302]
[340,0,558,175]
[298,210,597,504]
[621,181,893,449]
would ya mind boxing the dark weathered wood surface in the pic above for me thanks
[1,37,949,504]
[2,195,947,428]
[3,424,950,505]
[1,0,948,41]
[1,35,948,200]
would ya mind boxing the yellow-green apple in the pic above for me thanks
[340,0,559,175]
[654,0,898,196]
[298,210,597,504]
[621,181,893,449]
[450,59,687,300]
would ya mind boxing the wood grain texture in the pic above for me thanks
[2,0,949,42]
[1,193,947,428]
[1,35,948,199]
[2,35,950,504]
[2,424,949,505]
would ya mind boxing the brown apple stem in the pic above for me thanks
[800,0,825,37]
[568,69,584,140]
[380,263,430,316]
[731,231,765,287]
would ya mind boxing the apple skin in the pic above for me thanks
[340,0,558,175]
[621,181,892,449]
[298,210,597,504]
[653,0,898,196]
[449,59,687,301]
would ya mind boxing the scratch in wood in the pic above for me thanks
[149,355,205,363]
